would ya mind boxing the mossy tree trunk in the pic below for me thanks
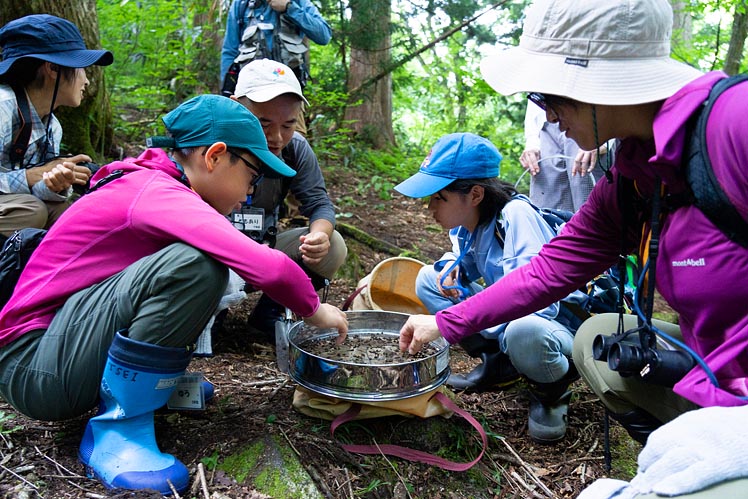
[0,0,112,162]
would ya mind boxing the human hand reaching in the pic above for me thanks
[304,303,348,344]
[399,314,442,355]
[299,231,330,266]
[519,148,541,175]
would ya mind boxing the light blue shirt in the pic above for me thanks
[434,195,574,321]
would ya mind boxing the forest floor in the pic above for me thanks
[0,162,656,499]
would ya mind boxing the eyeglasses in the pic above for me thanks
[527,92,548,111]
[228,149,264,187]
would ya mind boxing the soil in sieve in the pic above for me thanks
[299,333,440,363]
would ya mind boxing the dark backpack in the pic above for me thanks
[0,228,46,310]
[494,196,628,326]
[493,195,574,247]
[685,73,748,247]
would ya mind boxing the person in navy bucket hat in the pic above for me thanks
[0,14,113,238]
[395,132,589,443]
[0,15,113,76]
[394,133,501,198]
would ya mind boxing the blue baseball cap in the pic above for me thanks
[0,14,113,77]
[147,94,296,178]
[394,133,502,198]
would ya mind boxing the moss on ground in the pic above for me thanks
[218,434,323,498]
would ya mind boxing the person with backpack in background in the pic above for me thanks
[394,132,588,444]
[0,94,348,495]
[226,58,346,338]
[0,14,113,239]
[399,0,748,495]
[220,0,331,134]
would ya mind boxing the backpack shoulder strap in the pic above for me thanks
[237,0,255,33]
[494,195,574,247]
[686,73,748,247]
[9,84,33,168]
[493,196,521,248]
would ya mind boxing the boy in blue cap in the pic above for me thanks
[395,132,586,443]
[0,94,348,495]
[0,14,113,237]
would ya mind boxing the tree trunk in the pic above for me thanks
[670,1,692,51]
[0,0,112,161]
[343,0,395,149]
[725,8,748,75]
[194,0,224,94]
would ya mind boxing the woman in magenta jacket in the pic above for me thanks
[399,0,748,452]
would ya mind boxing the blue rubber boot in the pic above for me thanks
[202,380,214,402]
[79,332,193,495]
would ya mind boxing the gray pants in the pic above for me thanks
[0,243,227,421]
[572,313,698,422]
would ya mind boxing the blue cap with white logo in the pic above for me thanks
[394,133,502,198]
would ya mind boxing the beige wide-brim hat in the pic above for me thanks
[481,0,704,105]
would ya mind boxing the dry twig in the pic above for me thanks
[372,439,414,499]
[343,467,355,499]
[0,461,38,490]
[34,445,83,478]
[510,470,546,498]
[197,462,210,499]
[279,426,301,457]
[167,478,181,498]
[499,437,557,498]
[268,377,290,400]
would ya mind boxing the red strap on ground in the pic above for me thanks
[330,392,487,471]
[340,284,367,311]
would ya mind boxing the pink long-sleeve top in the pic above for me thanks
[0,148,320,346]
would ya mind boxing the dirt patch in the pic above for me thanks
[0,165,658,499]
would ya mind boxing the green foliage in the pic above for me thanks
[201,450,220,471]
[0,410,21,435]
[355,478,390,495]
[671,1,748,73]
[98,0,223,143]
[96,0,742,178]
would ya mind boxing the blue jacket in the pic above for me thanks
[220,0,331,77]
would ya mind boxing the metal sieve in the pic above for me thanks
[288,310,450,401]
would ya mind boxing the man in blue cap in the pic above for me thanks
[0,94,348,495]
[0,14,113,238]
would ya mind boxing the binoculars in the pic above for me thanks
[593,331,695,387]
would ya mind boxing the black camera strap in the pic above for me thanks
[9,84,32,169]
[639,176,664,349]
